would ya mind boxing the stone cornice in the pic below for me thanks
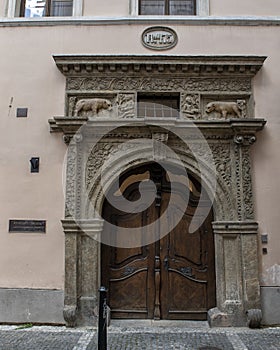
[53,55,266,77]
[1,16,280,27]
[49,117,266,141]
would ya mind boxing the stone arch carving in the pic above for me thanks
[84,140,233,223]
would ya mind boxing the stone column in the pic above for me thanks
[209,221,262,327]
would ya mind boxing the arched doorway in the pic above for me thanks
[101,162,216,320]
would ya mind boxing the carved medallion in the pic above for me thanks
[142,27,178,50]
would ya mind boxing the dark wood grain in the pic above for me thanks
[101,163,216,320]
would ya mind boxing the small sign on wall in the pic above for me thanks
[9,220,46,233]
[142,26,178,50]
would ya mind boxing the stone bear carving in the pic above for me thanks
[74,98,112,116]
[205,101,242,119]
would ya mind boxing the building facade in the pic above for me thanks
[0,0,280,327]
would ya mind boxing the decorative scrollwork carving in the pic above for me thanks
[65,143,77,217]
[66,77,251,93]
[234,135,256,146]
[242,147,254,220]
[86,143,115,189]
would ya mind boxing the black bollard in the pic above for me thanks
[98,286,107,350]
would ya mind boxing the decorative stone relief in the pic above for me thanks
[210,143,232,188]
[74,98,113,117]
[152,132,169,161]
[205,100,247,119]
[51,55,266,327]
[117,93,135,118]
[86,143,115,189]
[242,147,254,220]
[207,142,235,220]
[65,143,77,218]
[181,93,200,119]
[68,96,77,116]
[234,136,256,220]
[66,77,251,93]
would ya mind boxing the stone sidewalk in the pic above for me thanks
[0,321,279,350]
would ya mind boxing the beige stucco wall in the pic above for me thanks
[210,0,280,17]
[83,0,129,17]
[0,23,279,290]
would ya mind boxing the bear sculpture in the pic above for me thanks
[205,101,243,119]
[74,98,112,116]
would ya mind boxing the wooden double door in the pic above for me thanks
[101,163,216,320]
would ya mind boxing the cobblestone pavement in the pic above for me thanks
[0,324,279,350]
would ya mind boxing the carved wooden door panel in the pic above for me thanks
[159,186,216,320]
[101,175,157,319]
[101,164,216,320]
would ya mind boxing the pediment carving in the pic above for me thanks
[49,55,266,136]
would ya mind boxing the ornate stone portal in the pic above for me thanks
[49,55,266,327]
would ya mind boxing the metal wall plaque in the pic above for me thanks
[16,108,28,118]
[9,220,46,233]
[142,26,178,50]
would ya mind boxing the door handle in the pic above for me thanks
[163,256,169,271]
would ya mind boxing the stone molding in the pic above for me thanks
[61,218,104,234]
[49,117,266,140]
[212,221,259,235]
[53,55,265,77]
[2,17,280,27]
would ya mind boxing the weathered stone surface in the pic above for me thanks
[247,309,262,328]
[51,55,266,327]
[208,308,231,327]
[261,286,280,325]
[0,288,64,324]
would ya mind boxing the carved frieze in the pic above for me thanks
[66,77,251,93]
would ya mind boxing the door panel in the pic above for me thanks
[102,182,156,319]
[160,192,215,319]
[101,163,216,320]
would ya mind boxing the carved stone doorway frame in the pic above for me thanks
[49,55,266,327]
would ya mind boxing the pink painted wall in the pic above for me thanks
[0,22,279,289]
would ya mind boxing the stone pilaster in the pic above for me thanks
[210,221,261,327]
[76,219,104,326]
[62,219,80,327]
